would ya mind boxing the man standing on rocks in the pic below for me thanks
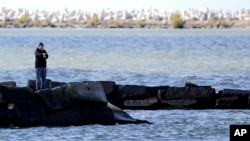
[35,42,49,90]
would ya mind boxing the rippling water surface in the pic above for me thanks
[0,110,250,141]
[0,28,250,140]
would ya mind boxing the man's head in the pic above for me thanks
[38,42,44,50]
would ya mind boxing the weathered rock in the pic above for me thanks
[215,96,242,109]
[114,85,168,109]
[27,79,66,91]
[161,86,215,99]
[0,85,35,104]
[0,81,149,127]
[117,85,154,99]
[248,96,250,108]
[160,99,197,107]
[27,79,52,90]
[13,102,46,126]
[1,79,250,127]
[44,104,115,126]
[157,85,216,109]
[124,97,158,107]
[215,89,250,109]
[35,85,72,110]
[220,89,250,96]
[98,81,117,98]
[68,81,107,104]
[0,81,16,88]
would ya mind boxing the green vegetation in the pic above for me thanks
[219,20,229,28]
[89,13,98,26]
[0,21,5,27]
[136,20,146,28]
[123,20,133,28]
[45,19,52,27]
[31,20,41,27]
[112,20,122,28]
[208,17,216,27]
[170,12,184,28]
[14,13,30,25]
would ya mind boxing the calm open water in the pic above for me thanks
[0,28,250,141]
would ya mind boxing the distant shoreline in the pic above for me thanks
[0,7,250,29]
[1,20,249,29]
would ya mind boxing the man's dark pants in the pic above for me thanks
[36,67,47,90]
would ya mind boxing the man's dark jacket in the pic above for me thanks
[35,48,48,68]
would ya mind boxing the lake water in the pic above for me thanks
[0,28,250,140]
